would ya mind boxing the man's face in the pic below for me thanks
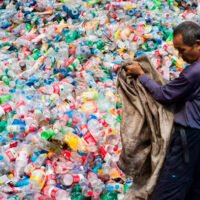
[173,33,200,64]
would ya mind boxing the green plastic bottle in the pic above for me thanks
[96,40,104,50]
[2,75,9,85]
[167,0,174,5]
[100,191,118,200]
[25,23,31,31]
[71,184,83,200]
[41,129,55,140]
[65,31,77,43]
[72,183,82,193]
[0,120,7,132]
[86,0,101,5]
[29,49,40,60]
[152,0,161,9]
[116,102,122,109]
[0,94,12,103]
[86,40,94,47]
[0,42,10,49]
[166,31,173,42]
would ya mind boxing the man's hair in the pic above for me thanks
[173,21,200,46]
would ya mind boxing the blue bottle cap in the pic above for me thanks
[127,9,135,16]
[115,185,119,189]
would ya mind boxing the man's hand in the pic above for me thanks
[126,62,144,76]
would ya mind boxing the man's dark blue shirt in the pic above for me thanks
[138,59,200,129]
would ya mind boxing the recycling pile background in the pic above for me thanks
[0,0,199,199]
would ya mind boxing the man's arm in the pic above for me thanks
[138,73,193,104]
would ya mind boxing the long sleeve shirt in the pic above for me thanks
[138,59,200,129]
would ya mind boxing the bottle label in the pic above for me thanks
[69,103,75,109]
[28,122,38,132]
[53,84,60,94]
[2,103,12,112]
[83,131,96,144]
[7,125,19,132]
[9,141,18,148]
[46,173,55,181]
[72,174,80,183]
[5,148,16,161]
[15,100,26,108]
[63,150,71,160]
[130,33,138,41]
[136,24,144,33]
[30,169,46,189]
[112,64,119,71]
[99,146,107,158]
[49,187,59,198]
[24,163,36,176]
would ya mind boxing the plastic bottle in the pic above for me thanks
[15,99,28,118]
[20,55,46,79]
[100,191,118,200]
[46,160,56,185]
[0,175,9,185]
[0,94,12,103]
[87,171,104,199]
[87,115,102,139]
[29,167,46,192]
[34,153,47,168]
[0,102,15,117]
[15,144,32,177]
[0,141,18,154]
[0,157,13,174]
[41,128,55,140]
[60,174,84,186]
[43,185,69,200]
[2,147,17,164]
[71,183,83,200]
[63,131,86,152]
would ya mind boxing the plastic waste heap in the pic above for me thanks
[0,0,198,199]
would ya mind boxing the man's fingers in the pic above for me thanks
[127,69,131,74]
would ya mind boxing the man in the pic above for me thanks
[126,21,200,200]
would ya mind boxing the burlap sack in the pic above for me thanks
[117,55,174,200]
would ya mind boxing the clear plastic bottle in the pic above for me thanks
[34,153,47,168]
[43,185,69,200]
[60,174,84,186]
[0,102,15,117]
[0,156,14,174]
[87,116,102,139]
[46,160,56,186]
[19,55,46,79]
[30,167,46,192]
[6,124,24,134]
[0,141,17,154]
[2,147,17,164]
[87,171,104,199]
[0,175,9,185]
[15,99,28,118]
[0,85,12,95]
[75,45,91,59]
[15,144,33,177]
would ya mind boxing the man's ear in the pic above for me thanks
[195,40,200,50]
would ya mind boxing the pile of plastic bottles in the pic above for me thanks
[0,0,199,199]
